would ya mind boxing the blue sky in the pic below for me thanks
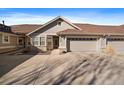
[0,8,124,25]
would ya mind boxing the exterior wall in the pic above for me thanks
[25,36,31,47]
[98,37,107,52]
[36,46,47,51]
[0,32,18,53]
[35,19,75,36]
[59,36,67,52]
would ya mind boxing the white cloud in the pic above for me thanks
[65,12,124,25]
[0,12,55,25]
[0,11,124,26]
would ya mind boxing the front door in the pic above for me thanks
[18,37,25,48]
[53,36,59,49]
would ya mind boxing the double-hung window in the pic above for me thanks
[33,37,39,46]
[3,35,9,43]
[33,37,45,46]
[40,37,45,46]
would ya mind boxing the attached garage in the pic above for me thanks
[107,38,124,53]
[67,38,97,52]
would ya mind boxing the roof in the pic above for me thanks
[0,24,15,34]
[27,16,81,35]
[11,24,42,34]
[57,24,124,36]
[9,19,124,36]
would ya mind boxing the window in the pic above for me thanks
[107,38,124,41]
[68,38,97,41]
[3,35,9,43]
[19,39,23,45]
[40,37,45,45]
[33,37,39,46]
[57,21,62,26]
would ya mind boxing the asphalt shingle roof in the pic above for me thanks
[10,23,124,35]
[57,24,124,35]
[11,24,42,34]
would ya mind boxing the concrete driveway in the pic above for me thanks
[0,54,50,84]
[1,51,124,85]
[0,55,34,77]
[0,47,50,77]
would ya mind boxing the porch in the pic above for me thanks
[47,35,59,50]
[18,34,31,48]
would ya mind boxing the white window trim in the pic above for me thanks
[32,36,46,46]
[33,36,40,46]
[2,34,10,44]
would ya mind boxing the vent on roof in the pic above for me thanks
[57,21,62,26]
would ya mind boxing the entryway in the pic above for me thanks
[53,36,59,49]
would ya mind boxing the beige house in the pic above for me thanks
[1,16,124,54]
[11,24,41,48]
[28,16,124,54]
[0,23,38,53]
[0,23,18,53]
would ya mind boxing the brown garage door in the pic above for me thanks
[68,38,97,52]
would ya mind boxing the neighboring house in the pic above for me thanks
[0,24,42,53]
[11,24,42,48]
[0,22,18,53]
[28,16,124,54]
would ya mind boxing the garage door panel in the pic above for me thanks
[108,41,124,52]
[70,40,97,52]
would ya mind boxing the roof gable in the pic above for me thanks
[27,16,81,35]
